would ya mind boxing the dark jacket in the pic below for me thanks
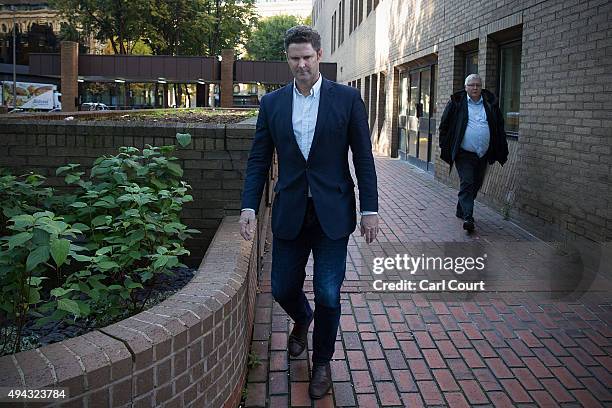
[241,77,378,240]
[438,89,509,170]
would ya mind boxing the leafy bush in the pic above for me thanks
[0,133,198,355]
[0,171,54,237]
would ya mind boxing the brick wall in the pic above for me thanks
[0,214,267,407]
[315,0,612,243]
[0,119,258,266]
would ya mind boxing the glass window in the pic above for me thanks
[408,72,419,117]
[499,41,521,135]
[464,50,478,77]
[399,74,408,116]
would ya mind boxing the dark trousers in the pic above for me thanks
[455,148,488,219]
[271,199,349,365]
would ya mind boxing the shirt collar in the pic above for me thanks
[293,74,323,98]
[467,94,483,105]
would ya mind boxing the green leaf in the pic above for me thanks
[26,245,50,271]
[50,287,74,297]
[7,232,32,249]
[31,228,50,245]
[76,300,90,316]
[140,270,153,282]
[72,222,90,231]
[72,254,92,262]
[92,215,111,227]
[166,162,183,177]
[124,278,143,290]
[128,229,145,241]
[96,246,114,255]
[27,276,47,286]
[153,255,169,269]
[69,202,88,208]
[150,177,167,190]
[176,132,192,147]
[28,289,41,304]
[50,238,70,268]
[64,173,82,184]
[97,260,119,270]
[58,298,81,316]
[11,214,35,229]
[56,164,79,175]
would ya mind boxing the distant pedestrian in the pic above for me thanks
[438,74,509,232]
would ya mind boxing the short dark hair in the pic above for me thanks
[284,25,321,51]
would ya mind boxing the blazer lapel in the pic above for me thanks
[281,82,307,164]
[307,77,333,162]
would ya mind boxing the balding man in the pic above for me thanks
[438,74,509,232]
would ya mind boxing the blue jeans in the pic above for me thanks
[271,199,349,365]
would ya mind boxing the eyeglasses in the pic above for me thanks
[466,83,482,88]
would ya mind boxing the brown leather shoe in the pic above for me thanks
[287,316,312,357]
[309,363,332,399]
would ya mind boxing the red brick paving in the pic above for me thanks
[245,156,611,406]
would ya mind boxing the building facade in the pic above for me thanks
[314,0,612,245]
[255,0,313,18]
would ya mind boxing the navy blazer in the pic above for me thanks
[241,77,378,240]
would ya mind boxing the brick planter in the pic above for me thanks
[0,215,267,407]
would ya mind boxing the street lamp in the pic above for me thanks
[11,5,16,109]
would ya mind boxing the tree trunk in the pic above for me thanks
[184,84,191,107]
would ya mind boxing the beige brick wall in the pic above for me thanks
[314,0,612,243]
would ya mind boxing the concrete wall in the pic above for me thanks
[0,119,258,265]
[314,0,612,244]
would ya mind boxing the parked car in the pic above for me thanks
[80,102,109,111]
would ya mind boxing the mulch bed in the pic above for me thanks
[0,266,196,356]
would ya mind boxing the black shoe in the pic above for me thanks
[288,316,312,357]
[463,217,475,232]
[309,363,332,399]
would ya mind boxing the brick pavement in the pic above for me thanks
[244,156,611,407]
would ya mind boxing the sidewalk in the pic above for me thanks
[244,155,611,407]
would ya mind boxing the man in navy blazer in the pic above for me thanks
[240,26,379,399]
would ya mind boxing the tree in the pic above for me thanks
[50,0,148,54]
[245,15,301,61]
[50,0,256,57]
[142,0,215,56]
[203,0,257,57]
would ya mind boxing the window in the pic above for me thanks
[349,0,353,33]
[338,0,345,45]
[364,76,370,119]
[369,73,378,132]
[464,50,478,77]
[378,73,386,136]
[499,40,521,135]
[331,12,336,53]
[358,0,363,24]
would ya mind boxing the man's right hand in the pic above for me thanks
[239,210,256,240]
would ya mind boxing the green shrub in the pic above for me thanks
[0,133,199,355]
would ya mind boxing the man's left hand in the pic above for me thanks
[360,214,379,244]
